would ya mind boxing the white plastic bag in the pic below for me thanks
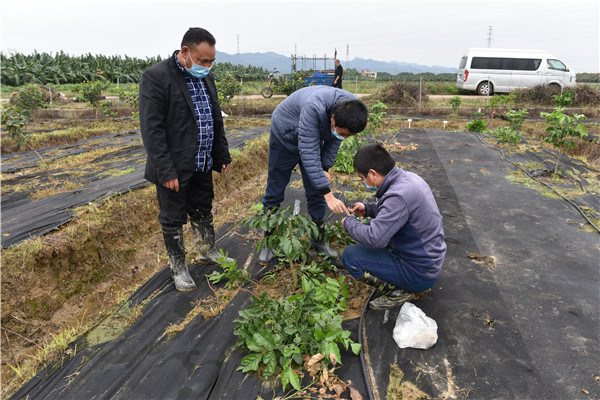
[393,302,438,349]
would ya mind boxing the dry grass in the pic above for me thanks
[0,134,271,398]
[514,84,600,107]
[365,81,429,106]
[1,119,140,154]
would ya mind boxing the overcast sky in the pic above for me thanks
[2,0,599,72]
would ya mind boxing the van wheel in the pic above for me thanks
[477,81,493,96]
[548,83,561,92]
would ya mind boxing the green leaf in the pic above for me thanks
[281,366,301,391]
[246,336,263,352]
[301,276,314,293]
[262,351,277,377]
[279,237,292,255]
[239,353,262,373]
[325,326,343,341]
[322,341,342,365]
[314,329,325,340]
[253,330,276,351]
[351,342,362,355]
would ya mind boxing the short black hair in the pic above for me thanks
[333,99,368,134]
[181,27,216,49]
[353,143,395,176]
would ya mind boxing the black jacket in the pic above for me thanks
[139,54,231,185]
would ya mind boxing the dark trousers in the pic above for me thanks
[342,244,438,293]
[155,171,214,229]
[262,133,326,222]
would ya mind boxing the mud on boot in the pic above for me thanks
[162,227,196,292]
[190,213,233,264]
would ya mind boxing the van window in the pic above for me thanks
[459,56,467,69]
[511,58,541,71]
[547,59,567,71]
[471,57,541,71]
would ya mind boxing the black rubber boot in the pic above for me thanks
[190,213,233,264]
[257,230,275,265]
[162,227,196,292]
[311,220,338,258]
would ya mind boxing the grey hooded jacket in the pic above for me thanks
[270,86,358,194]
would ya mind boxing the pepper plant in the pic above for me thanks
[74,80,107,118]
[234,275,360,391]
[334,101,387,174]
[207,250,252,289]
[448,96,461,115]
[539,107,587,177]
[0,107,44,160]
[505,109,528,132]
[243,207,318,287]
[465,118,487,133]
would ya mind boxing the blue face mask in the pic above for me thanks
[185,53,211,79]
[331,129,344,141]
[364,172,377,191]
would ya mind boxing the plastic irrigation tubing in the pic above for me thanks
[539,147,600,174]
[359,287,378,400]
[474,132,600,234]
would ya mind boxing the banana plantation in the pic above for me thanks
[0,52,271,86]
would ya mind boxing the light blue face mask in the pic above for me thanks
[364,172,377,191]
[331,129,344,141]
[185,53,211,79]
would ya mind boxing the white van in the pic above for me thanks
[456,48,576,95]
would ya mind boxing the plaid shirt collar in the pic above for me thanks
[173,50,214,172]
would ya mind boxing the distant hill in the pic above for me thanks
[216,51,456,75]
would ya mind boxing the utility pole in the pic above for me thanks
[487,26,493,48]
[236,34,240,65]
[346,44,349,69]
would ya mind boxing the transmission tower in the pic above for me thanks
[236,34,240,65]
[346,44,349,68]
[487,26,493,48]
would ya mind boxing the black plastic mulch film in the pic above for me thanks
[8,129,599,399]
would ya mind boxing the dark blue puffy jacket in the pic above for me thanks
[271,86,358,193]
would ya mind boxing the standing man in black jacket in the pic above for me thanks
[139,27,232,292]
[333,59,343,89]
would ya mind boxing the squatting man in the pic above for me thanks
[341,143,446,310]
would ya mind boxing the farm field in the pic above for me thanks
[1,88,599,398]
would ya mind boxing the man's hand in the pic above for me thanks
[162,178,179,192]
[350,202,366,216]
[221,163,231,173]
[324,192,350,215]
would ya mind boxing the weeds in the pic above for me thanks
[1,119,140,154]
[465,118,487,133]
[2,318,88,397]
[488,126,522,144]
